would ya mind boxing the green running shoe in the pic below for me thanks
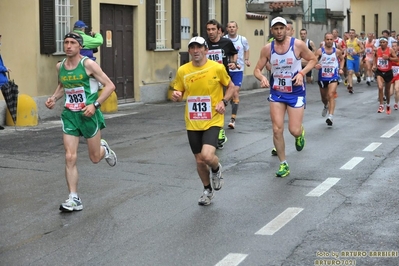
[276,162,290,177]
[217,128,227,149]
[295,127,305,151]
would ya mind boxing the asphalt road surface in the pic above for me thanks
[1,80,399,266]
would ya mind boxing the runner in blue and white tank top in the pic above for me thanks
[314,33,345,127]
[224,21,251,129]
[269,37,305,105]
[254,17,317,178]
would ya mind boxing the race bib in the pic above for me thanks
[393,66,399,77]
[377,57,389,70]
[187,96,212,120]
[321,67,335,78]
[365,47,373,54]
[207,49,223,64]
[273,72,293,92]
[65,87,87,111]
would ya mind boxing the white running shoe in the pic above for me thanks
[198,189,214,206]
[101,139,117,167]
[211,163,223,191]
[228,119,235,129]
[59,196,83,212]
[322,106,328,117]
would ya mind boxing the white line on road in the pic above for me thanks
[340,157,364,170]
[363,142,382,152]
[104,111,138,119]
[255,207,303,236]
[215,253,248,266]
[381,124,399,138]
[306,178,340,197]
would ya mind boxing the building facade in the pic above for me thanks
[0,0,269,122]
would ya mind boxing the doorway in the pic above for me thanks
[100,4,134,101]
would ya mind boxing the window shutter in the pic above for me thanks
[199,0,209,38]
[171,0,181,50]
[146,1,156,50]
[39,0,56,54]
[221,0,229,29]
[79,0,92,34]
[192,0,198,37]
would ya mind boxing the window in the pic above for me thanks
[374,14,378,38]
[209,0,216,19]
[146,0,180,50]
[388,12,392,31]
[156,0,167,49]
[40,0,91,55]
[55,0,73,54]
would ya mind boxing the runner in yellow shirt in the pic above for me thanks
[171,36,236,206]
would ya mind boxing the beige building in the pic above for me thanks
[350,0,399,36]
[0,0,272,124]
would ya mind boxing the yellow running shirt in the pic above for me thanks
[174,59,231,131]
[346,38,361,60]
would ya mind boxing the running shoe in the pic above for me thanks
[386,105,391,115]
[198,188,214,206]
[101,139,117,166]
[383,96,387,105]
[366,81,371,86]
[344,79,348,86]
[378,105,384,113]
[326,116,333,126]
[276,162,290,178]
[322,106,328,117]
[211,163,223,191]
[217,129,227,149]
[394,103,398,110]
[347,86,354,94]
[60,196,83,212]
[295,127,305,151]
[271,148,277,156]
[228,118,235,129]
[357,76,361,83]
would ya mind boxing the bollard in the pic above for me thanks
[99,90,118,113]
[5,94,38,126]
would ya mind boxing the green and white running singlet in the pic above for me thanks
[59,56,105,138]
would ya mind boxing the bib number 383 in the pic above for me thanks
[65,87,87,111]
[187,96,212,120]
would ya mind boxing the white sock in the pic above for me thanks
[69,192,78,199]
[367,77,371,81]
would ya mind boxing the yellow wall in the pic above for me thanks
[0,0,268,102]
[351,0,399,35]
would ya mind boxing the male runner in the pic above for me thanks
[224,21,251,129]
[45,32,117,212]
[314,33,345,126]
[205,19,238,149]
[373,37,398,114]
[171,36,235,205]
[253,17,317,177]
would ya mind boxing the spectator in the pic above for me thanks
[73,20,104,61]
[0,34,11,130]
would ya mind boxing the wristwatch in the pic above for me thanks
[93,101,101,109]
[222,99,228,107]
